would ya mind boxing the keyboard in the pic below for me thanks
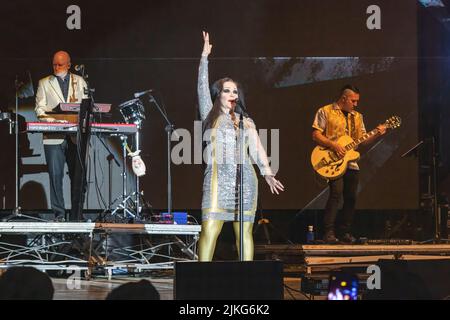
[26,122,137,135]
[57,103,111,113]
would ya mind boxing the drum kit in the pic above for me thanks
[104,97,148,222]
[107,91,176,223]
[118,98,146,126]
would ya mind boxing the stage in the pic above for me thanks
[0,220,449,299]
[1,0,450,302]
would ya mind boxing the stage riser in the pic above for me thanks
[0,209,447,243]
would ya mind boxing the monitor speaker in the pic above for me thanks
[174,260,284,300]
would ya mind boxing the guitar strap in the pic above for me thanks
[340,108,358,139]
[350,113,357,140]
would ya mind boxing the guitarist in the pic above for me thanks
[312,85,386,243]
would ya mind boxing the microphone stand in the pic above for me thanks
[430,137,441,243]
[3,76,46,222]
[14,77,19,214]
[145,93,177,215]
[238,113,245,261]
[235,101,249,261]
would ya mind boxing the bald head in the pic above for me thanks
[53,51,70,62]
[52,51,71,77]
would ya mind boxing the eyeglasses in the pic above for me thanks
[222,89,238,95]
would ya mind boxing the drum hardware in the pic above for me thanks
[99,97,149,222]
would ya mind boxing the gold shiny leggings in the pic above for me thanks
[198,219,254,261]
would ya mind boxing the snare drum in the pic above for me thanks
[119,99,145,125]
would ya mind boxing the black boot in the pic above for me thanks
[323,230,339,244]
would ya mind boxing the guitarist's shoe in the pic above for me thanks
[323,230,339,244]
[341,233,357,244]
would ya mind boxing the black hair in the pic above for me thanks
[203,77,247,130]
[106,279,160,300]
[0,267,54,300]
[340,84,360,96]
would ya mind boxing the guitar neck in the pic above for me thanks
[344,129,379,151]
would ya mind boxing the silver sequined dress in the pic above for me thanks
[198,56,273,222]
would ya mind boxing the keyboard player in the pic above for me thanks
[35,50,88,221]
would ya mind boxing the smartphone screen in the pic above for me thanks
[327,272,359,300]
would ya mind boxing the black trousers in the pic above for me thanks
[44,137,84,220]
[324,169,359,235]
[44,138,75,218]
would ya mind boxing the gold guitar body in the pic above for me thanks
[311,135,359,180]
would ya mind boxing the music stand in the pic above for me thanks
[401,140,424,159]
[402,137,448,243]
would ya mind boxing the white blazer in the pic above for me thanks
[35,73,88,145]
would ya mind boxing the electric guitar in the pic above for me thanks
[311,116,401,180]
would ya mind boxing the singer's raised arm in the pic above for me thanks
[198,56,212,121]
[198,31,213,121]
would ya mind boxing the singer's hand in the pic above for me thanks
[202,31,212,57]
[264,175,285,195]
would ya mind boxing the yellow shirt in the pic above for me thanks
[312,103,366,170]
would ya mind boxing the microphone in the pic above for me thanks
[74,64,84,71]
[234,98,249,117]
[134,89,153,98]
